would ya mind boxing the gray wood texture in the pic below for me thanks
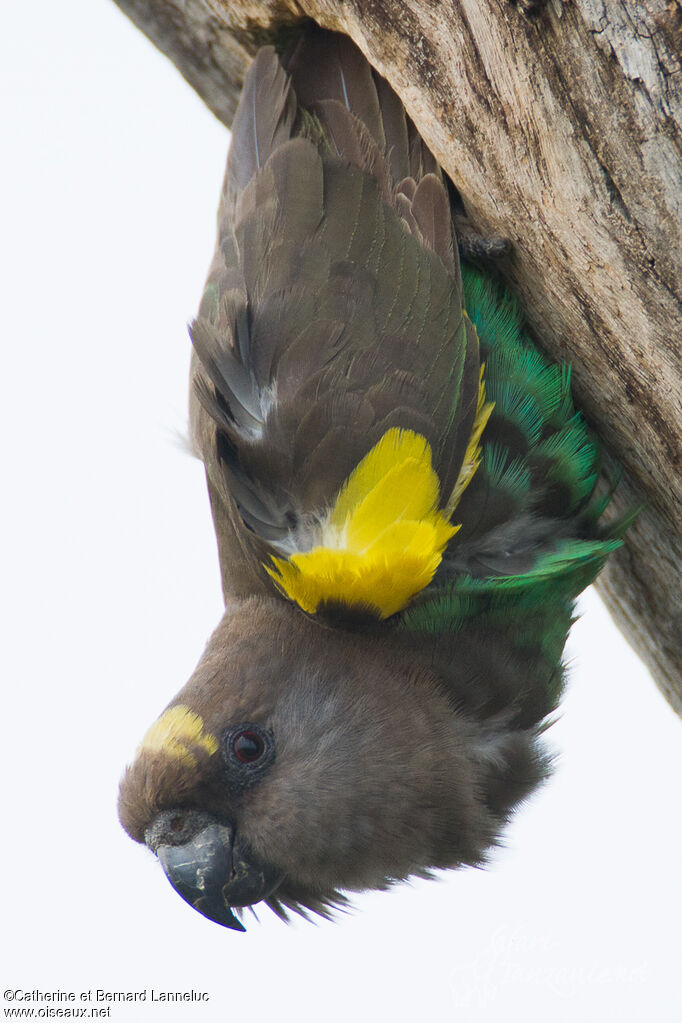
[112,0,682,712]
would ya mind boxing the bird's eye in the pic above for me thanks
[223,723,274,783]
[233,729,265,763]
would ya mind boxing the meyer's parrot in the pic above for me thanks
[118,27,629,931]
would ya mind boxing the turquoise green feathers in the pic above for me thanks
[118,26,629,931]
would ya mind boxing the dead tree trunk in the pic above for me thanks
[113,0,682,713]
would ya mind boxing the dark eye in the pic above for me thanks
[233,729,265,763]
[223,723,274,784]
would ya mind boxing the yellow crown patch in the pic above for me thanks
[139,705,218,767]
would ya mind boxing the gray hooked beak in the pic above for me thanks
[145,810,283,931]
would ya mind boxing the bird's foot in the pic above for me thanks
[457,235,512,262]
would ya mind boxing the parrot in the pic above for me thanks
[118,26,630,931]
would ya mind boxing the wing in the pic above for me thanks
[190,30,481,600]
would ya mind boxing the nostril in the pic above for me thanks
[144,808,219,852]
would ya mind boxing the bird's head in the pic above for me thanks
[119,596,539,929]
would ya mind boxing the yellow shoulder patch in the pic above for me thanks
[266,428,458,619]
[139,705,218,768]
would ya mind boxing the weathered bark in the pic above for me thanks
[112,0,682,712]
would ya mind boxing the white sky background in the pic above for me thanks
[2,2,681,1020]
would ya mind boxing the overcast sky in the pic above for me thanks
[2,3,680,1021]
